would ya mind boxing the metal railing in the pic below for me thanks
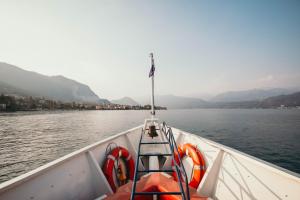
[130,122,190,200]
[161,122,190,200]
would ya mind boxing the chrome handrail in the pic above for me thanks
[162,122,190,200]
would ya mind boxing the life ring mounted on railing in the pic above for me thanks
[102,143,135,192]
[172,143,206,189]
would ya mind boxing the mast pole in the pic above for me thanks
[150,53,155,118]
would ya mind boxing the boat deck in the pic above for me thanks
[0,120,299,200]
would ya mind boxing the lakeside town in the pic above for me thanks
[0,94,167,112]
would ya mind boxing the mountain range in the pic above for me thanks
[259,92,300,108]
[134,91,300,109]
[111,97,140,106]
[1,61,299,108]
[0,62,109,104]
[136,95,207,109]
[211,88,298,102]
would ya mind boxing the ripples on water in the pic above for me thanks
[0,109,299,183]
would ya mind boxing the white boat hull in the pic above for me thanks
[0,124,299,200]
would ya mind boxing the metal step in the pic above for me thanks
[134,192,182,196]
[139,153,172,157]
[140,141,169,144]
[137,169,174,173]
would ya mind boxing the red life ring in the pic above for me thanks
[172,143,206,189]
[102,146,135,192]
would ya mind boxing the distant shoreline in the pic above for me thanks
[0,107,167,113]
[0,94,167,112]
[1,107,299,115]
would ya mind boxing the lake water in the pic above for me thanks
[0,109,300,183]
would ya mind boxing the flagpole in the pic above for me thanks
[151,69,155,118]
[150,53,155,118]
[148,53,158,138]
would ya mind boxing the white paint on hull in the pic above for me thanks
[0,123,299,200]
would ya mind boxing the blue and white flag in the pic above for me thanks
[149,53,155,77]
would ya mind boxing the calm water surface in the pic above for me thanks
[0,109,300,183]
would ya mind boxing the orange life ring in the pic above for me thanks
[172,143,206,189]
[102,146,135,192]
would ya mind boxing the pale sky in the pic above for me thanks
[0,0,299,99]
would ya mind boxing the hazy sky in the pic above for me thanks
[0,0,299,99]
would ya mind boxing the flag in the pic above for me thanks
[149,53,155,77]
[149,63,155,77]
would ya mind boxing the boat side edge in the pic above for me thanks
[0,124,144,193]
[172,127,300,180]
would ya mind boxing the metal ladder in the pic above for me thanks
[130,122,190,200]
